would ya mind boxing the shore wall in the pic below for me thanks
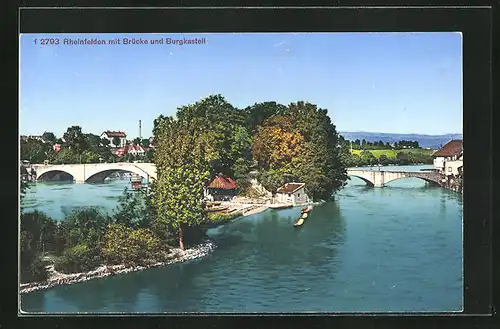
[20,240,216,294]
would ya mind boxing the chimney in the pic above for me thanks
[139,120,142,139]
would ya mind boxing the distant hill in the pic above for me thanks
[339,132,463,150]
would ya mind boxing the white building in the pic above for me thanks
[275,183,309,206]
[432,139,463,176]
[100,131,127,147]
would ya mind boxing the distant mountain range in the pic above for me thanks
[339,132,463,150]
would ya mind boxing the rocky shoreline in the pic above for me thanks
[20,240,216,294]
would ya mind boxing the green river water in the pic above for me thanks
[20,165,463,313]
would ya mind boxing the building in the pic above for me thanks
[53,144,62,153]
[21,135,45,143]
[275,183,308,206]
[100,131,127,147]
[127,144,145,156]
[204,174,238,201]
[432,139,463,176]
[111,144,146,158]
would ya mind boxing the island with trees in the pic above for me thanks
[19,95,434,292]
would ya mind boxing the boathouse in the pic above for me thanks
[275,183,308,206]
[204,174,239,201]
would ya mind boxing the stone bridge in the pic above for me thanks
[31,163,157,184]
[346,169,443,187]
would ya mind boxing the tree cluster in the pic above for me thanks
[19,188,172,282]
[350,139,420,150]
[150,95,348,249]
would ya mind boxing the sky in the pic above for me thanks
[19,32,462,139]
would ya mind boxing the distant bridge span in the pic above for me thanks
[346,169,443,187]
[32,163,157,184]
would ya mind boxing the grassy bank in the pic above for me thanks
[351,148,434,159]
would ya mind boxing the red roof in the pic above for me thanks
[206,175,238,190]
[432,140,463,157]
[103,131,127,137]
[277,183,305,194]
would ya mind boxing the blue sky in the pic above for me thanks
[19,32,462,138]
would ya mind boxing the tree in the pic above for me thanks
[101,138,110,148]
[140,139,150,148]
[252,115,304,172]
[175,94,248,175]
[21,210,58,253]
[378,154,390,166]
[395,152,410,165]
[287,101,348,200]
[151,116,215,249]
[63,126,87,152]
[244,101,287,133]
[112,136,121,147]
[360,150,378,166]
[20,138,50,163]
[113,188,150,228]
[64,207,111,249]
[42,132,56,144]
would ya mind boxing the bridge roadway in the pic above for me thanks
[29,163,443,187]
[346,169,443,187]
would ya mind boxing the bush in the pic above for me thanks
[20,253,48,283]
[54,243,101,274]
[101,224,169,266]
[207,211,243,223]
[64,207,112,248]
[20,210,58,253]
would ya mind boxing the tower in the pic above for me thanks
[139,120,142,139]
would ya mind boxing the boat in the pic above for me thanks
[268,203,293,209]
[301,205,313,213]
[294,207,312,227]
[131,174,143,190]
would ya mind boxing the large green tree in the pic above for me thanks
[20,138,50,163]
[42,132,57,144]
[151,115,216,249]
[63,126,87,152]
[175,94,248,176]
[287,101,348,200]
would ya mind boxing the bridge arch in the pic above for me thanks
[84,166,151,183]
[347,175,375,186]
[37,170,75,182]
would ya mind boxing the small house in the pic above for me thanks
[275,183,308,206]
[204,174,238,201]
[100,131,127,147]
[432,140,463,175]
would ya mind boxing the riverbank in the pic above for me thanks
[20,240,216,294]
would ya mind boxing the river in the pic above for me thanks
[20,165,463,313]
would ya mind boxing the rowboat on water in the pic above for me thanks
[301,205,313,213]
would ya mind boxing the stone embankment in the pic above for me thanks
[20,240,216,294]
